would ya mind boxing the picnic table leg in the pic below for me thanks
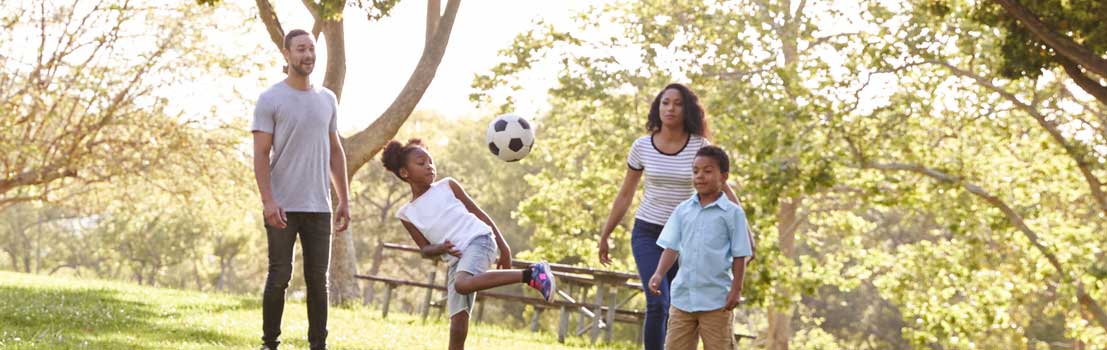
[382,282,395,318]
[604,287,617,343]
[421,270,436,321]
[590,282,608,343]
[360,279,372,306]
[558,302,569,343]
[530,308,542,332]
[577,284,589,334]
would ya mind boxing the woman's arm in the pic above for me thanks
[598,168,643,266]
[723,183,756,260]
[447,179,513,269]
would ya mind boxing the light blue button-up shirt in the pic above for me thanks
[656,193,753,312]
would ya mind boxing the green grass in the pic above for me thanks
[0,271,635,349]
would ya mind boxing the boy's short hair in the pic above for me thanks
[695,145,730,174]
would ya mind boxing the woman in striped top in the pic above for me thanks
[598,83,749,350]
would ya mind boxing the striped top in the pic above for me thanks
[627,134,709,225]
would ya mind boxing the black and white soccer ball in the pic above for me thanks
[486,114,535,162]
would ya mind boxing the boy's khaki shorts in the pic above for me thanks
[665,306,735,350]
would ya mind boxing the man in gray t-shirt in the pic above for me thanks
[252,29,349,350]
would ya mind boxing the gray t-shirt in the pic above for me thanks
[251,81,338,213]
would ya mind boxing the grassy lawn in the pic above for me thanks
[0,271,636,349]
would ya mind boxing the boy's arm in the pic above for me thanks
[725,256,747,310]
[650,205,684,295]
[447,179,512,269]
[401,220,460,259]
[648,249,679,295]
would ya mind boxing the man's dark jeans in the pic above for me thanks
[261,212,331,350]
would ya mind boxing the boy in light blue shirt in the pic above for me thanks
[648,145,752,350]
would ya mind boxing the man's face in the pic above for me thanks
[284,34,316,76]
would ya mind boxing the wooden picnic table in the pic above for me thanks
[369,242,645,344]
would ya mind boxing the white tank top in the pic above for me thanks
[396,178,492,253]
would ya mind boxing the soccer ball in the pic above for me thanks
[486,114,535,162]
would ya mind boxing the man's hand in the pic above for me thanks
[263,200,287,229]
[725,289,743,310]
[648,273,663,295]
[334,201,350,233]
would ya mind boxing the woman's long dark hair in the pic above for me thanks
[646,83,709,138]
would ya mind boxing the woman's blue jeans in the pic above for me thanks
[631,219,678,350]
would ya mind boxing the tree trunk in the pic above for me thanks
[363,240,386,304]
[217,257,227,291]
[767,196,801,350]
[328,227,361,304]
[764,0,807,347]
[193,259,203,291]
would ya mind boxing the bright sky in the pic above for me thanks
[262,0,601,133]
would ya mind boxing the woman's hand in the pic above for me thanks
[598,237,612,266]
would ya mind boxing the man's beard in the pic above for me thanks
[291,60,314,76]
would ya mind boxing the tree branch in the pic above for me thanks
[343,0,461,175]
[300,0,345,101]
[425,0,440,49]
[930,59,1107,218]
[992,0,1107,79]
[863,161,1107,332]
[255,0,285,52]
[300,0,320,18]
[0,195,44,211]
[1058,55,1107,105]
[0,164,77,196]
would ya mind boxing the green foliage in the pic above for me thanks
[0,0,274,293]
[957,0,1107,79]
[475,0,1107,348]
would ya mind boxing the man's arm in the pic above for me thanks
[329,131,350,232]
[253,131,286,228]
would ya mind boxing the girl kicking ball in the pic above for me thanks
[381,138,556,350]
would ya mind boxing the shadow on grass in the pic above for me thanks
[0,284,254,349]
